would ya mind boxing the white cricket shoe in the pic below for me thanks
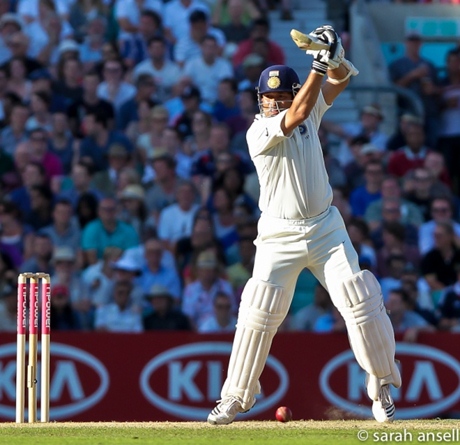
[372,384,395,423]
[207,396,255,425]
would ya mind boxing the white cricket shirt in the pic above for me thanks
[247,91,332,220]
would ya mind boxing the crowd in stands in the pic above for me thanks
[0,1,459,341]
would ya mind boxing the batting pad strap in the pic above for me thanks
[334,271,401,391]
[221,279,289,410]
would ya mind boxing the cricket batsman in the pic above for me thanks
[207,25,401,425]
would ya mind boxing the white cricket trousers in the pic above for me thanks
[253,205,360,298]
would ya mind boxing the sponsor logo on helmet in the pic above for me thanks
[267,77,281,89]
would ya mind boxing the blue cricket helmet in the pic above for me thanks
[257,65,301,96]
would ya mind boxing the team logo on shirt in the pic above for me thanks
[267,76,281,89]
[298,124,307,135]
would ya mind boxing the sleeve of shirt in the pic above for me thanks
[123,224,140,249]
[247,110,289,157]
[94,306,106,329]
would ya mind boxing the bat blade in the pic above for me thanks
[290,29,330,51]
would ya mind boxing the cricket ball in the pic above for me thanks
[275,406,292,422]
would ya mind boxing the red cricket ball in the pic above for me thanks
[275,406,292,422]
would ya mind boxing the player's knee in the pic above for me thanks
[238,278,289,331]
[335,270,384,322]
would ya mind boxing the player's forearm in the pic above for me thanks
[284,73,323,128]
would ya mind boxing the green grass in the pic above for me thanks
[0,419,457,445]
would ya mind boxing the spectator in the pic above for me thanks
[94,279,143,332]
[225,235,255,296]
[183,34,233,106]
[19,231,53,274]
[136,237,182,303]
[81,197,140,265]
[53,56,83,103]
[291,284,334,331]
[67,69,115,138]
[370,197,419,250]
[124,97,157,144]
[346,218,377,272]
[349,160,384,218]
[143,284,192,331]
[160,126,193,180]
[182,109,212,155]
[322,104,388,167]
[386,288,434,342]
[8,160,47,218]
[379,253,407,301]
[388,32,440,148]
[28,127,64,180]
[157,181,200,250]
[174,209,220,280]
[423,150,452,191]
[172,85,204,139]
[78,16,107,72]
[75,191,99,229]
[437,259,460,332]
[418,196,460,255]
[97,58,136,112]
[119,9,163,69]
[135,105,169,162]
[0,102,29,156]
[343,138,377,191]
[25,91,53,133]
[144,151,180,218]
[182,249,235,328]
[237,53,265,91]
[110,254,145,309]
[212,0,259,46]
[133,36,182,103]
[59,161,100,208]
[210,186,238,254]
[420,221,460,299]
[0,200,33,269]
[69,1,109,44]
[198,291,236,333]
[174,9,226,69]
[0,251,16,291]
[81,245,122,308]
[24,184,54,231]
[6,56,32,102]
[79,109,133,172]
[387,122,433,178]
[48,111,75,175]
[213,77,240,122]
[40,198,81,252]
[114,0,163,45]
[437,47,460,194]
[1,31,42,75]
[117,184,149,240]
[386,113,423,152]
[91,143,131,197]
[375,221,421,279]
[232,18,284,69]
[116,73,158,132]
[403,167,451,222]
[365,175,424,232]
[50,284,81,330]
[163,0,210,46]
[0,13,24,66]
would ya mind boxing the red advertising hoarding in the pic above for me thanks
[0,332,459,422]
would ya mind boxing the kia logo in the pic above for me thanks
[319,343,460,419]
[0,343,109,420]
[140,342,289,419]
